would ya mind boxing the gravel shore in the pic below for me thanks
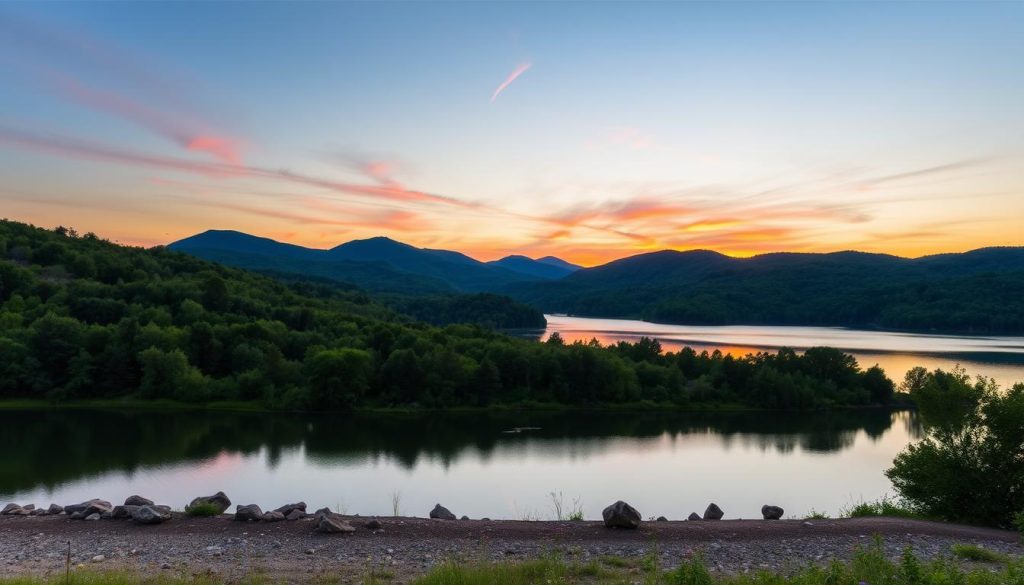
[2,515,1021,583]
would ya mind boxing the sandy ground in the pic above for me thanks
[1,514,1021,583]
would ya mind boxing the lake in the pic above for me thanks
[1,408,919,521]
[6,318,1020,521]
[543,315,1024,389]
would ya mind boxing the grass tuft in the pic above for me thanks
[184,502,222,517]
[840,496,921,519]
[951,544,1007,563]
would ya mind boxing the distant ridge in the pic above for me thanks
[488,254,581,280]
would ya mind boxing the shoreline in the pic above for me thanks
[1,515,1020,582]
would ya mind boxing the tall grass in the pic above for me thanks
[840,496,921,519]
[183,502,221,517]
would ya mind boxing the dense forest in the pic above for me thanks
[505,248,1024,333]
[0,219,899,411]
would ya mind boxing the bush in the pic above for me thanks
[841,496,920,519]
[184,502,222,517]
[951,544,1006,563]
[887,370,1024,528]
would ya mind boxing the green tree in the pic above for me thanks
[304,348,373,410]
[138,347,207,401]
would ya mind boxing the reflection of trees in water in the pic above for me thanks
[0,408,918,496]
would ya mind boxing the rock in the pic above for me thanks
[365,519,382,529]
[65,499,112,518]
[234,504,263,522]
[124,495,154,507]
[602,500,641,529]
[315,513,355,534]
[656,516,668,522]
[286,509,304,521]
[274,502,306,516]
[30,508,47,516]
[69,511,87,520]
[133,505,172,525]
[22,504,35,511]
[481,517,491,521]
[687,512,702,521]
[48,504,64,515]
[761,505,784,520]
[186,491,231,515]
[91,555,105,563]
[110,505,140,520]
[313,507,332,518]
[262,511,285,522]
[429,504,456,520]
[85,513,101,521]
[703,503,724,520]
[802,521,814,527]
[1,503,21,515]
[460,515,470,521]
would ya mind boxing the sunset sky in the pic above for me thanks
[1,2,1022,266]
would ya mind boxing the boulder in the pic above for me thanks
[2,503,22,515]
[22,504,35,511]
[314,507,332,518]
[365,519,382,530]
[110,505,140,520]
[429,504,456,520]
[48,504,64,515]
[602,501,641,529]
[186,492,231,515]
[315,513,355,534]
[687,512,702,521]
[656,516,668,522]
[262,511,285,522]
[286,509,305,521]
[703,503,723,520]
[235,504,263,522]
[761,505,784,520]
[66,499,112,518]
[274,502,306,516]
[85,513,101,521]
[31,508,48,516]
[460,515,470,521]
[133,505,172,525]
[124,495,154,507]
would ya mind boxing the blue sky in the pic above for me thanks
[1,1,1022,264]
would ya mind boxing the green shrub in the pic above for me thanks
[841,496,920,519]
[951,544,1006,562]
[184,502,222,517]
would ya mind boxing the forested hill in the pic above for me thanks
[503,248,1024,333]
[1,219,899,410]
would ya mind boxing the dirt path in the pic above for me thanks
[2,515,1021,582]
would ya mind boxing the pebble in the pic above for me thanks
[91,555,104,563]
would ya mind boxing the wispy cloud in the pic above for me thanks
[490,62,532,103]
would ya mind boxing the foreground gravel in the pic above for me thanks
[1,515,1021,583]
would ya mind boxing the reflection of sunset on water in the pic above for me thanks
[544,316,1024,388]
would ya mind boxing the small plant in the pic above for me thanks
[390,491,402,517]
[567,508,584,521]
[185,502,222,517]
[549,491,565,520]
[805,508,830,519]
[951,544,1007,563]
[841,496,919,519]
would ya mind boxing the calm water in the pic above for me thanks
[7,320,1018,521]
[543,315,1024,388]
[2,408,920,520]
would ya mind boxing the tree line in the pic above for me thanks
[1,220,898,411]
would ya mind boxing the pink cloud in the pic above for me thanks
[491,62,532,103]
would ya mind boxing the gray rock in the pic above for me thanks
[429,504,456,520]
[186,491,231,515]
[69,511,87,520]
[110,505,140,520]
[365,519,382,529]
[703,503,724,520]
[602,500,641,529]
[656,516,668,522]
[124,495,154,507]
[2,503,22,515]
[65,499,112,517]
[22,504,35,511]
[460,515,470,521]
[234,504,263,522]
[286,509,304,521]
[262,511,285,522]
[84,513,101,521]
[133,505,172,525]
[91,555,105,563]
[687,512,702,521]
[274,502,306,516]
[30,508,48,516]
[313,507,332,518]
[761,505,784,520]
[481,517,491,521]
[48,504,64,515]
[315,513,355,534]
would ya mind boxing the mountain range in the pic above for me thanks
[168,230,1024,333]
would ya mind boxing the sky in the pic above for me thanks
[1,2,1022,266]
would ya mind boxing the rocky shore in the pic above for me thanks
[2,498,1021,583]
